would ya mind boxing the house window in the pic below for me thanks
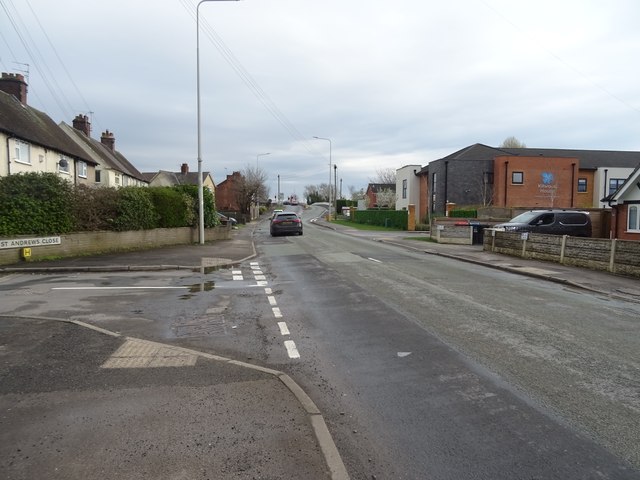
[95,170,101,182]
[629,205,639,232]
[78,161,87,178]
[58,155,70,174]
[115,173,121,185]
[512,171,524,184]
[402,179,407,199]
[123,176,129,187]
[609,178,625,195]
[14,140,31,164]
[577,178,587,192]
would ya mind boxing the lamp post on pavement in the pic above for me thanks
[256,152,270,214]
[196,0,239,245]
[313,136,332,219]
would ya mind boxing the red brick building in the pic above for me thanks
[215,171,243,212]
[493,155,579,208]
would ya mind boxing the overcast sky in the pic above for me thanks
[2,0,639,199]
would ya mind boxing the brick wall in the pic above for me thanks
[0,226,231,265]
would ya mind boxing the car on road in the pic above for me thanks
[271,209,283,220]
[216,212,238,226]
[493,209,591,237]
[270,211,303,236]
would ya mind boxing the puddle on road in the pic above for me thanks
[179,281,216,299]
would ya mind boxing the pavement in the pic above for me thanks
[1,216,639,479]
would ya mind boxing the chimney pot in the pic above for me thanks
[72,114,91,137]
[0,72,28,104]
[181,163,189,174]
[100,130,115,151]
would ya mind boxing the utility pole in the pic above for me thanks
[277,174,281,205]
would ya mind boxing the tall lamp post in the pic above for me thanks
[313,136,332,219]
[256,152,270,214]
[196,0,239,245]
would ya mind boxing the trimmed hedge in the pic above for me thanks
[0,173,217,236]
[351,209,408,229]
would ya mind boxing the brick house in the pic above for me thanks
[366,183,395,208]
[417,144,640,216]
[603,165,640,240]
[215,171,243,212]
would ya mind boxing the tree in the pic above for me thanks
[304,183,330,203]
[234,165,269,214]
[375,188,396,209]
[369,167,397,185]
[348,185,365,201]
[500,136,527,148]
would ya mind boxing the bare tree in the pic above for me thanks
[500,136,527,148]
[369,167,397,185]
[234,165,269,214]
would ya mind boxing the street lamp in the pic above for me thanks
[313,136,332,219]
[256,152,270,214]
[196,0,239,245]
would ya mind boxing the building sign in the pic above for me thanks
[0,236,61,250]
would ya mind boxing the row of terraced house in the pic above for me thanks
[0,72,246,216]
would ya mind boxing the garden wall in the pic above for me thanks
[0,226,231,266]
[485,230,640,278]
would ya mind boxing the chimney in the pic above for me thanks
[180,163,189,174]
[0,72,28,104]
[101,130,115,151]
[72,114,91,137]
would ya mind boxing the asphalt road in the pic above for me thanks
[253,205,640,479]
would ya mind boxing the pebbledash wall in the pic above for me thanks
[0,226,231,266]
[484,231,640,278]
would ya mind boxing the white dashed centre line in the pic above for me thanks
[254,275,266,281]
[284,340,300,359]
[272,307,282,318]
[268,296,277,306]
[265,288,272,295]
[278,322,290,335]
[368,257,382,263]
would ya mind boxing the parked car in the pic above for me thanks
[270,212,303,236]
[493,210,591,237]
[216,212,238,226]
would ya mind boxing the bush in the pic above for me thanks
[71,185,119,231]
[148,187,196,228]
[112,187,158,231]
[0,172,75,235]
[450,209,477,218]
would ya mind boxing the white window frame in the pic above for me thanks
[78,161,87,178]
[14,140,31,164]
[402,179,407,199]
[628,205,640,232]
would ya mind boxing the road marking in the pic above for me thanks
[253,270,263,275]
[256,281,268,286]
[278,322,290,335]
[52,286,188,290]
[368,257,382,263]
[284,340,300,359]
[232,270,242,274]
[272,307,282,318]
[232,275,243,281]
[250,262,259,266]
[254,275,266,281]
[268,296,277,306]
[265,287,272,294]
[101,339,197,368]
[397,352,412,357]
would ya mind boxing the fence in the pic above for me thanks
[485,230,640,278]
